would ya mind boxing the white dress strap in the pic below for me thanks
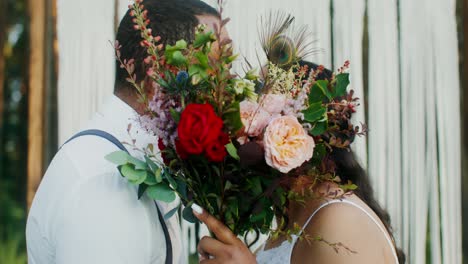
[298,199,399,263]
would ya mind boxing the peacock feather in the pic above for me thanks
[259,11,317,69]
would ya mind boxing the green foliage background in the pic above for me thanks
[1,0,28,263]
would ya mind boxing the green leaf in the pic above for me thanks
[182,204,198,223]
[248,177,263,197]
[175,40,188,49]
[310,120,328,136]
[227,198,239,218]
[164,171,178,189]
[155,167,163,183]
[164,204,180,221]
[138,184,149,200]
[194,51,209,68]
[129,172,148,185]
[193,32,214,48]
[224,180,233,191]
[170,51,187,66]
[127,156,147,170]
[225,143,240,161]
[147,144,154,153]
[226,54,239,64]
[105,151,131,165]
[212,165,221,177]
[308,85,326,104]
[144,155,159,173]
[166,39,187,51]
[144,174,158,185]
[119,164,147,184]
[340,181,358,192]
[334,73,350,97]
[169,108,181,123]
[250,210,267,224]
[309,80,332,104]
[157,76,171,89]
[188,64,209,81]
[223,102,243,133]
[316,80,333,100]
[302,103,327,123]
[311,143,327,164]
[175,179,187,199]
[146,183,176,203]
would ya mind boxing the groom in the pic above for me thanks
[26,0,253,263]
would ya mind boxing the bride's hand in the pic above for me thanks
[192,204,257,264]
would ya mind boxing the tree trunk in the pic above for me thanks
[27,0,46,209]
[0,0,6,128]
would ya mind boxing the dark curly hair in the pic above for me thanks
[115,0,219,94]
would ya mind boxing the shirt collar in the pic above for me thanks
[87,95,157,158]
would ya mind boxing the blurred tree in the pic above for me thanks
[0,0,5,128]
[0,0,28,246]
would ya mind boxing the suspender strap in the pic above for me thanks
[156,202,173,264]
[63,129,173,264]
[63,129,127,151]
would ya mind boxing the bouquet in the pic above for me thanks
[106,0,366,242]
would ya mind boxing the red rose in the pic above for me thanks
[177,103,228,162]
[205,132,230,162]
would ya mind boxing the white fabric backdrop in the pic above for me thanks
[367,0,403,250]
[56,0,463,263]
[57,0,116,145]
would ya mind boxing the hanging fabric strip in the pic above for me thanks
[367,0,403,250]
[432,0,462,263]
[57,0,116,144]
[332,0,367,168]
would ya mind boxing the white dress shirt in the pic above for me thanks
[26,95,186,264]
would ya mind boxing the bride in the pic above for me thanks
[193,61,405,264]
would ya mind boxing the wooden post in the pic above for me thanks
[114,0,120,32]
[27,0,46,209]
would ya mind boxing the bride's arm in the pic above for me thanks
[292,203,397,264]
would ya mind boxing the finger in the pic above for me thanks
[199,253,209,262]
[192,204,238,244]
[200,259,218,264]
[197,236,229,258]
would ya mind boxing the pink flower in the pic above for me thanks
[263,116,315,173]
[239,100,271,139]
[260,94,287,115]
[146,67,155,77]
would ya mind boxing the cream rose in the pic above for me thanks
[239,100,272,140]
[260,94,287,115]
[263,116,315,173]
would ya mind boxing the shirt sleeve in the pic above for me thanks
[54,169,167,264]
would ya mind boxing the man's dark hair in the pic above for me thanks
[115,0,219,94]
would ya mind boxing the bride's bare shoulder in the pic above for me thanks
[291,199,396,264]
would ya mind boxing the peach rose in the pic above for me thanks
[260,94,287,115]
[239,100,271,140]
[263,116,315,173]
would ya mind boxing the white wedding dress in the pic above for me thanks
[256,199,400,264]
